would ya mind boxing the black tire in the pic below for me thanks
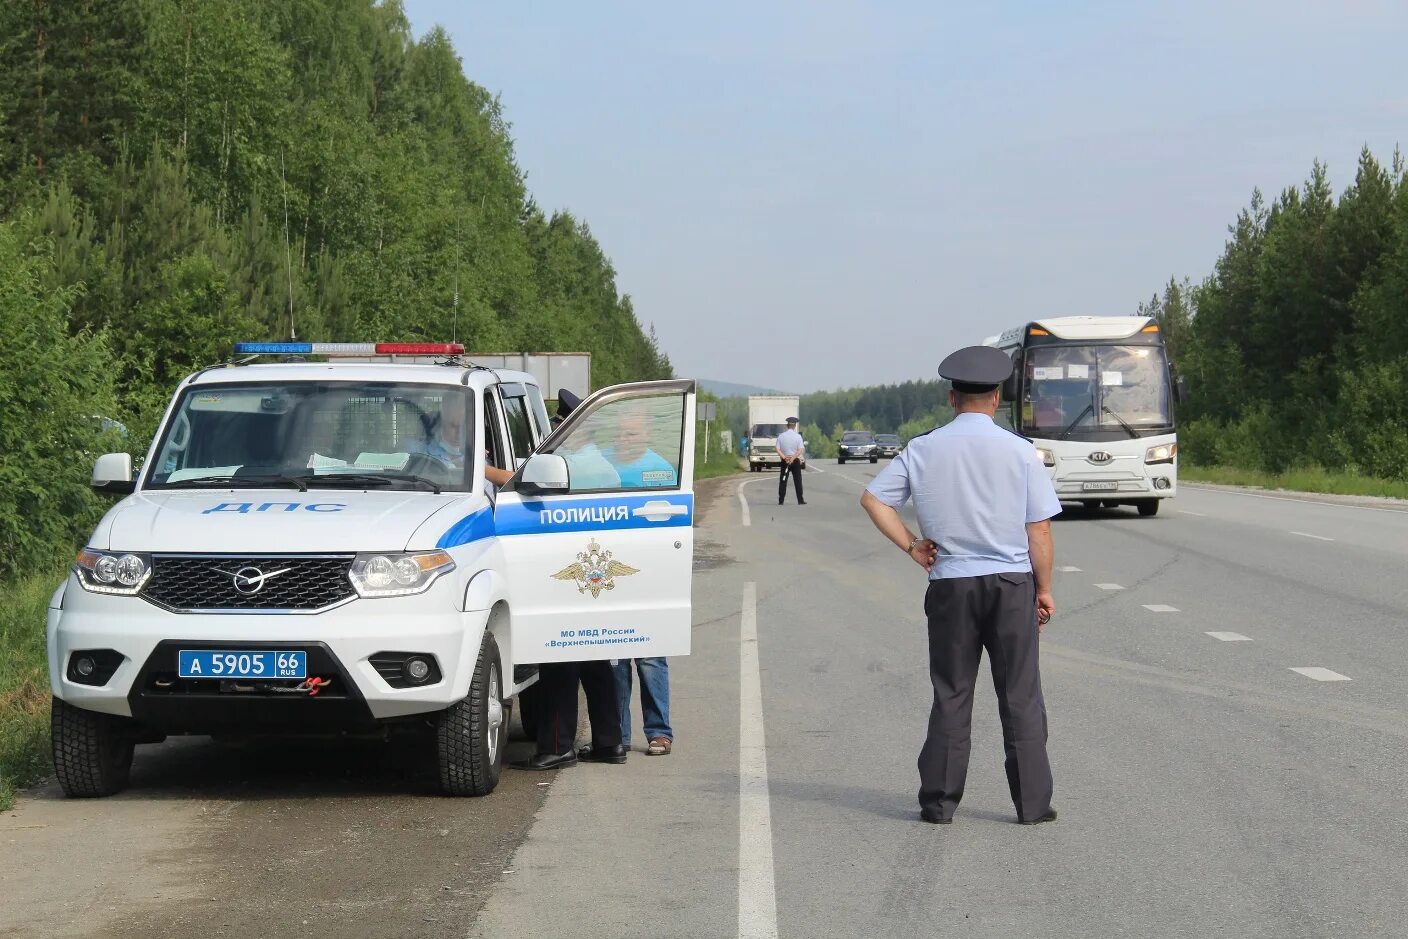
[870,457,878,463]
[838,458,846,464]
[435,632,506,796]
[51,697,134,798]
[515,681,542,741]
[1137,499,1160,517]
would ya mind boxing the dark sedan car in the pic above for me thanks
[837,430,878,464]
[875,433,902,458]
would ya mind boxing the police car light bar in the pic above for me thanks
[233,342,465,356]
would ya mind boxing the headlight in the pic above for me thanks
[1035,447,1055,467]
[1145,443,1178,464]
[350,551,455,598]
[75,549,152,595]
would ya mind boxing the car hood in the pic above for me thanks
[92,489,482,554]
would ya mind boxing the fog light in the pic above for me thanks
[404,657,432,683]
[75,656,96,678]
[1154,477,1171,490]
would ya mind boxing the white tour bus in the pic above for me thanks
[985,316,1183,516]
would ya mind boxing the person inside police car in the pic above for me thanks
[859,345,1060,826]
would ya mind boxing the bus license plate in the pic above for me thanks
[178,650,306,680]
[1081,482,1119,492]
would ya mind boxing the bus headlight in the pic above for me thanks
[1035,447,1055,467]
[350,551,455,598]
[1145,443,1177,465]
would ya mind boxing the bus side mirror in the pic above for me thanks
[1174,376,1189,404]
[1001,372,1019,403]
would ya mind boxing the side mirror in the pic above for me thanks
[1001,353,1021,402]
[92,452,136,495]
[1175,376,1189,405]
[517,453,569,494]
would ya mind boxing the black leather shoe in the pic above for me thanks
[1019,808,1057,825]
[797,500,807,505]
[577,744,628,764]
[511,749,577,771]
[920,809,952,825]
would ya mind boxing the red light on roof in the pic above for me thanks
[373,343,464,355]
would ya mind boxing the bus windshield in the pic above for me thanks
[1021,345,1170,435]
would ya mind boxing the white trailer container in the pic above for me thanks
[747,395,800,472]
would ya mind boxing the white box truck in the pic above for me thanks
[747,395,800,472]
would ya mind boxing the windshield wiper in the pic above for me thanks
[164,474,308,492]
[1101,405,1140,439]
[305,472,443,495]
[1058,404,1094,440]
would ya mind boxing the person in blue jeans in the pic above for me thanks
[614,657,673,754]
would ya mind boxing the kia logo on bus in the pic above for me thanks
[1087,451,1113,465]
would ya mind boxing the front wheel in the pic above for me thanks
[51,697,135,798]
[1137,499,1160,517]
[870,456,878,463]
[436,632,506,796]
[838,458,846,464]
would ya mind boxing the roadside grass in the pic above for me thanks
[695,444,746,481]
[0,563,66,810]
[1181,464,1408,500]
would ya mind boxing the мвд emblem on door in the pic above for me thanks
[551,540,639,598]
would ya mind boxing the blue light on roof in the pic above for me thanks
[235,342,313,354]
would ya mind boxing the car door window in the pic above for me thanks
[500,394,536,462]
[483,391,509,476]
[545,393,685,493]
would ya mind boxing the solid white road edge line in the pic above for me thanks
[738,478,755,527]
[738,581,778,939]
[1289,531,1334,542]
[1206,631,1252,642]
[1290,667,1352,682]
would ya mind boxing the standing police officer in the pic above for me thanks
[859,346,1060,825]
[776,417,806,505]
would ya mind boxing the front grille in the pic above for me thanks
[141,555,356,612]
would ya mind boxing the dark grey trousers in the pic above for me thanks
[919,572,1054,821]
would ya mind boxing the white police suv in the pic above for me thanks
[49,342,696,797]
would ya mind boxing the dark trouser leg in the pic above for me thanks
[984,572,1054,821]
[918,578,984,819]
[778,461,789,502]
[579,660,623,748]
[535,661,579,755]
[791,461,804,501]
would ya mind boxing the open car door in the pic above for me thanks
[495,379,696,664]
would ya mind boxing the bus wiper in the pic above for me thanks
[1101,405,1139,439]
[1059,404,1094,440]
[165,474,309,492]
[306,472,442,495]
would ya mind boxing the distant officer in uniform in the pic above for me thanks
[776,417,806,505]
[860,346,1060,825]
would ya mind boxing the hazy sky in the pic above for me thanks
[403,1,1406,393]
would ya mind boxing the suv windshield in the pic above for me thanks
[876,434,899,444]
[841,432,874,443]
[1022,345,1171,435]
[146,381,475,491]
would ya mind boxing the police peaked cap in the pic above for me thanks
[938,345,1012,393]
[786,416,799,424]
[556,388,583,419]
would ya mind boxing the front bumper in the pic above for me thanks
[48,574,488,729]
[839,449,877,458]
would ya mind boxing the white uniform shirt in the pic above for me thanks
[776,428,805,459]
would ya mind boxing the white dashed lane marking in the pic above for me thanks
[1290,667,1352,682]
[1142,604,1180,613]
[1058,566,1082,572]
[1289,531,1334,542]
[1093,583,1124,591]
[1206,631,1252,642]
[1178,510,1208,517]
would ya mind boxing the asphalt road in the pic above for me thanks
[4,467,1407,938]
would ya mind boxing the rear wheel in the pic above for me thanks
[51,697,134,798]
[436,632,506,796]
[1137,499,1160,517]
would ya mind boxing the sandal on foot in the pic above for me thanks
[647,737,672,755]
